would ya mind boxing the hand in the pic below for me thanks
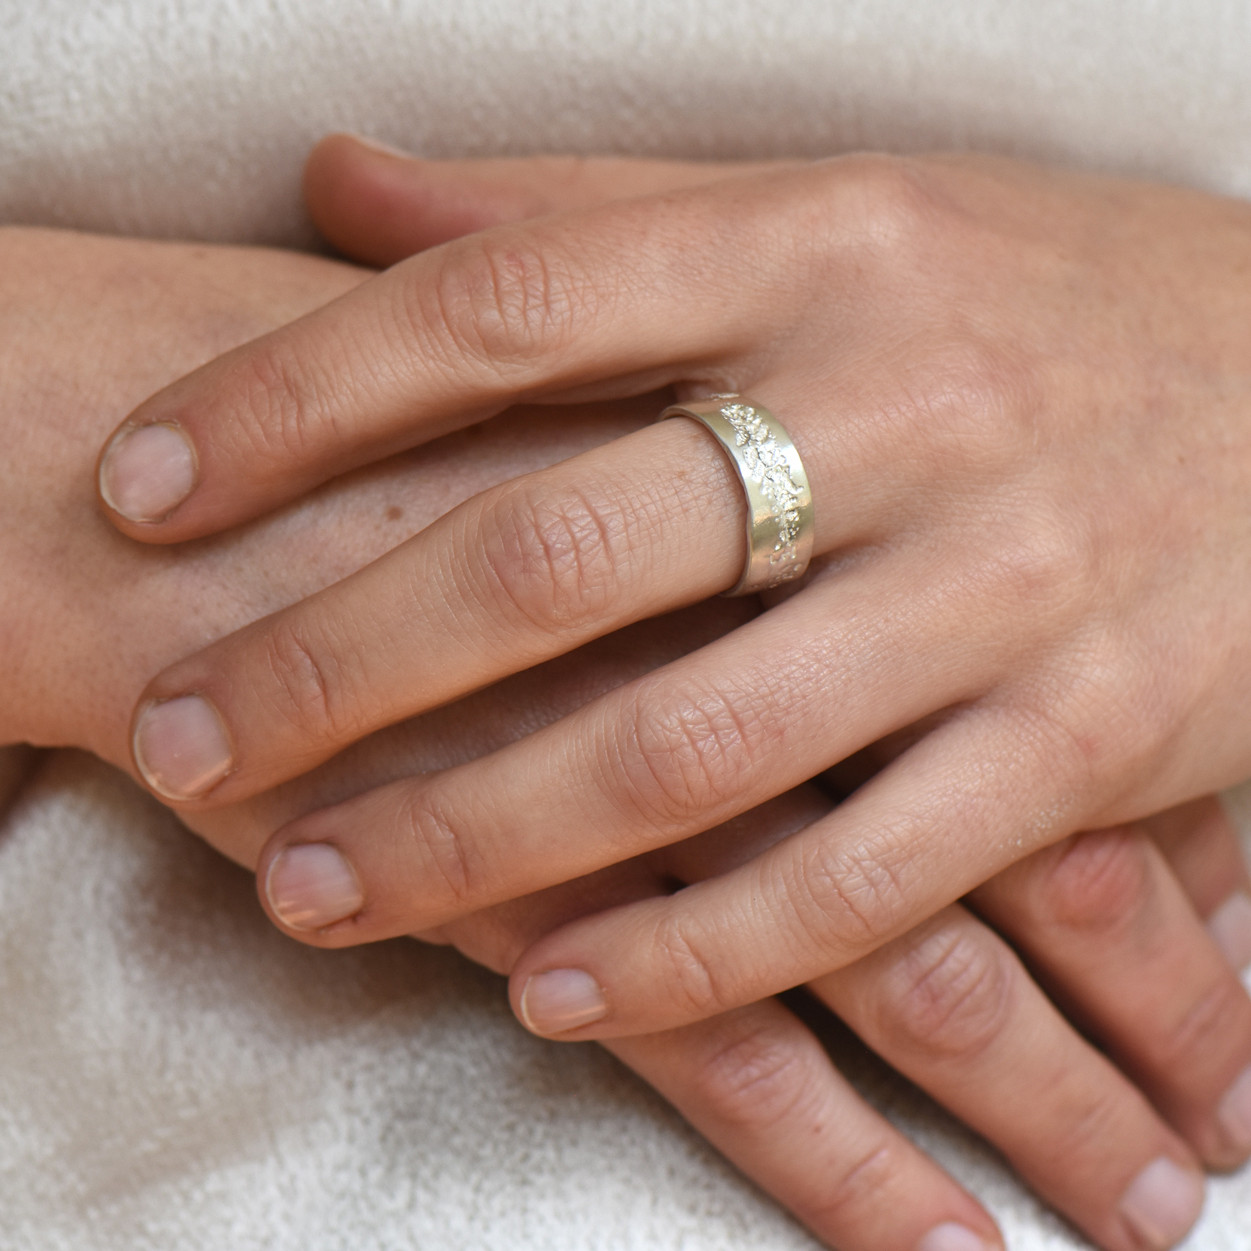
[99,143,1251,1047]
[8,222,1248,1251]
[0,225,1088,1251]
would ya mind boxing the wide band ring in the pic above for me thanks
[661,396,815,597]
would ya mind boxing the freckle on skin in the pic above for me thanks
[385,505,403,521]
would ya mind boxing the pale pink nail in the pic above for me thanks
[99,422,197,522]
[344,133,413,160]
[1217,1064,1251,1157]
[1119,1157,1205,1249]
[1208,890,1251,972]
[133,695,233,800]
[916,1221,996,1251]
[518,969,608,1034]
[265,844,364,931]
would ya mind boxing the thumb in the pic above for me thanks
[303,133,783,265]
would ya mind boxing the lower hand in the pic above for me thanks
[185,601,1251,1251]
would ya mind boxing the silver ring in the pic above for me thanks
[661,395,814,596]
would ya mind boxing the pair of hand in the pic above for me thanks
[5,135,1250,1251]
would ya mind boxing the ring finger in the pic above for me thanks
[126,375,942,807]
[242,551,1016,957]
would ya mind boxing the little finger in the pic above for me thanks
[1141,797,1251,972]
[502,703,1105,1039]
[435,786,1002,1251]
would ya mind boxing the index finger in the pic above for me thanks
[95,163,841,542]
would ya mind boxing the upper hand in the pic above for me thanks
[99,146,1251,1045]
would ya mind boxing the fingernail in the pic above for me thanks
[1119,1156,1205,1249]
[518,969,608,1034]
[343,133,412,160]
[99,422,197,522]
[132,695,233,800]
[1217,1064,1251,1157]
[1208,890,1251,971]
[916,1222,996,1251]
[265,844,364,931]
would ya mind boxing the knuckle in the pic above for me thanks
[1046,1080,1132,1169]
[422,229,590,374]
[1086,652,1182,788]
[832,154,946,262]
[983,506,1093,614]
[689,1019,821,1134]
[895,337,1040,482]
[615,682,774,833]
[805,1142,903,1230]
[474,482,628,633]
[1156,976,1251,1073]
[258,617,357,744]
[1037,827,1152,936]
[796,836,913,955]
[396,787,480,914]
[648,911,735,1021]
[691,1016,929,1231]
[231,341,328,465]
[875,922,1017,1060]
[1023,637,1177,805]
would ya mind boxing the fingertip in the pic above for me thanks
[301,132,354,198]
[1208,889,1251,971]
[915,1223,1002,1251]
[1215,1063,1251,1164]
[315,132,412,164]
[304,133,422,264]
[304,132,526,264]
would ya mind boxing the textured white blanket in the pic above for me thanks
[2,2,1250,1248]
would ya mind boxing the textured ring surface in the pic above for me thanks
[661,396,814,596]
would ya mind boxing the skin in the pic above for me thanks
[3,222,1247,1250]
[98,146,1251,1068]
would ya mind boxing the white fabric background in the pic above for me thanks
[1,758,1247,1251]
[3,0,1250,245]
[2,1,1250,1248]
